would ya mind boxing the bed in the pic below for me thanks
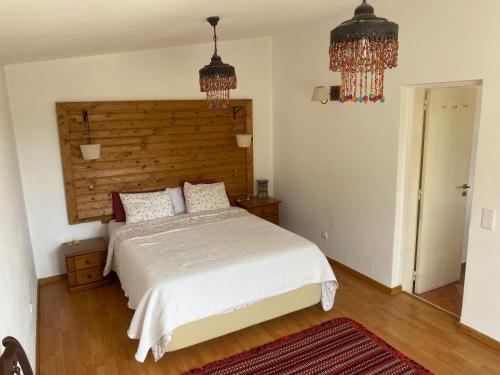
[105,207,337,362]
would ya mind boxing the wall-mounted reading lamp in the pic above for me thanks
[80,110,101,160]
[311,85,341,104]
[236,134,252,148]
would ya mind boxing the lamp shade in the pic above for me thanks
[80,144,101,160]
[236,134,252,148]
[311,86,329,103]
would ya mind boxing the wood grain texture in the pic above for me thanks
[236,197,281,225]
[38,265,500,374]
[457,322,500,351]
[56,100,253,224]
[62,238,107,258]
[62,238,111,293]
[37,274,67,286]
[235,197,281,209]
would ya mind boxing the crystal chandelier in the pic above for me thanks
[199,16,237,109]
[329,0,399,103]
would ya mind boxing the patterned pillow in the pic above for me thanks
[120,190,174,224]
[180,179,236,206]
[112,188,164,222]
[184,182,230,213]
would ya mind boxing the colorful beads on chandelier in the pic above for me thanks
[199,17,237,109]
[329,1,399,104]
[199,70,237,109]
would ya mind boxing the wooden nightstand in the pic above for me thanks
[63,237,111,293]
[236,197,281,225]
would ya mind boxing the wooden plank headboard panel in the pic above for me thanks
[56,99,253,224]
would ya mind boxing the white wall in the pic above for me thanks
[6,37,273,278]
[0,67,37,365]
[273,0,500,341]
[273,12,400,288]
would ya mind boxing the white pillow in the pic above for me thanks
[167,187,186,215]
[184,182,230,213]
[120,190,174,224]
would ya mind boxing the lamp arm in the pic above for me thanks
[83,110,91,144]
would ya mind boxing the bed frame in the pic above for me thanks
[57,99,325,355]
[166,284,322,351]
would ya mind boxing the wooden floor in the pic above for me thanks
[39,266,500,375]
[417,263,466,316]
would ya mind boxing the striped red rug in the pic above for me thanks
[185,318,431,375]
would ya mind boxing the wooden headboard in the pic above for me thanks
[56,99,253,224]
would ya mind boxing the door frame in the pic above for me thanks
[396,80,483,297]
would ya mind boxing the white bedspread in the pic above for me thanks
[104,207,337,362]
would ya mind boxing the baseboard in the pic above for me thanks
[327,258,402,295]
[457,322,500,351]
[38,273,67,286]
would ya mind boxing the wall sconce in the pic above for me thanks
[311,86,341,104]
[236,134,252,148]
[80,110,101,160]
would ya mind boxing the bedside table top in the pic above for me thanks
[63,237,107,258]
[236,197,281,209]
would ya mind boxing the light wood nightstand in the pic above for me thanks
[63,237,111,293]
[236,197,281,225]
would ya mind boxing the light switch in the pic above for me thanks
[481,208,496,231]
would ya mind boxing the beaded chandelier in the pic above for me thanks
[199,16,237,109]
[329,0,399,103]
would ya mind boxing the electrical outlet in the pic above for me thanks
[321,231,329,240]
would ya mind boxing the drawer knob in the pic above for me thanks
[87,273,92,279]
[86,259,91,264]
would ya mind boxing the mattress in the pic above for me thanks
[105,207,337,361]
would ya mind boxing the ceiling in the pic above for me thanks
[0,0,357,64]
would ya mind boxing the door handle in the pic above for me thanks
[456,184,471,189]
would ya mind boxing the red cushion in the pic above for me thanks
[181,180,235,206]
[111,192,126,222]
[111,188,163,222]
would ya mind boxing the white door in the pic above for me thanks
[414,87,477,294]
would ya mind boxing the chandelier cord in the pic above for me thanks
[212,25,218,57]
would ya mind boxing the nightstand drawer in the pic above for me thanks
[63,238,110,293]
[249,205,278,218]
[74,252,102,271]
[264,216,279,225]
[76,267,103,285]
